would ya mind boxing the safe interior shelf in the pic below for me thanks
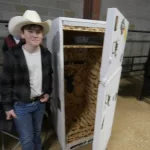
[64,45,103,49]
[63,25,105,33]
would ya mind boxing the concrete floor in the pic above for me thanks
[1,76,150,150]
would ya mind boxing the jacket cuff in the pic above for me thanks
[4,104,13,112]
[44,88,52,95]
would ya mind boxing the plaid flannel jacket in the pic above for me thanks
[1,44,53,111]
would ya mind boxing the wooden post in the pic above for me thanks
[83,0,101,20]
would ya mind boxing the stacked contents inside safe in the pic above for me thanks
[63,26,104,143]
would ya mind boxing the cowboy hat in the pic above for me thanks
[8,10,51,37]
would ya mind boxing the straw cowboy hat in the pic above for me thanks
[8,10,51,37]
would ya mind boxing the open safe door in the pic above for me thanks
[93,8,129,150]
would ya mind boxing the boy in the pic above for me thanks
[1,10,53,150]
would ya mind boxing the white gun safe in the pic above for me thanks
[46,8,129,150]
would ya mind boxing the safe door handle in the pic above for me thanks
[101,117,105,130]
[105,95,111,106]
[112,41,119,57]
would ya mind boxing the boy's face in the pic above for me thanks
[21,25,43,47]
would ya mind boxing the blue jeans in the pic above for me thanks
[13,101,45,150]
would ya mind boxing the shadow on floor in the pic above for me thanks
[118,76,143,97]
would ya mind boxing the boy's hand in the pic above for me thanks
[6,109,17,120]
[40,94,49,102]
